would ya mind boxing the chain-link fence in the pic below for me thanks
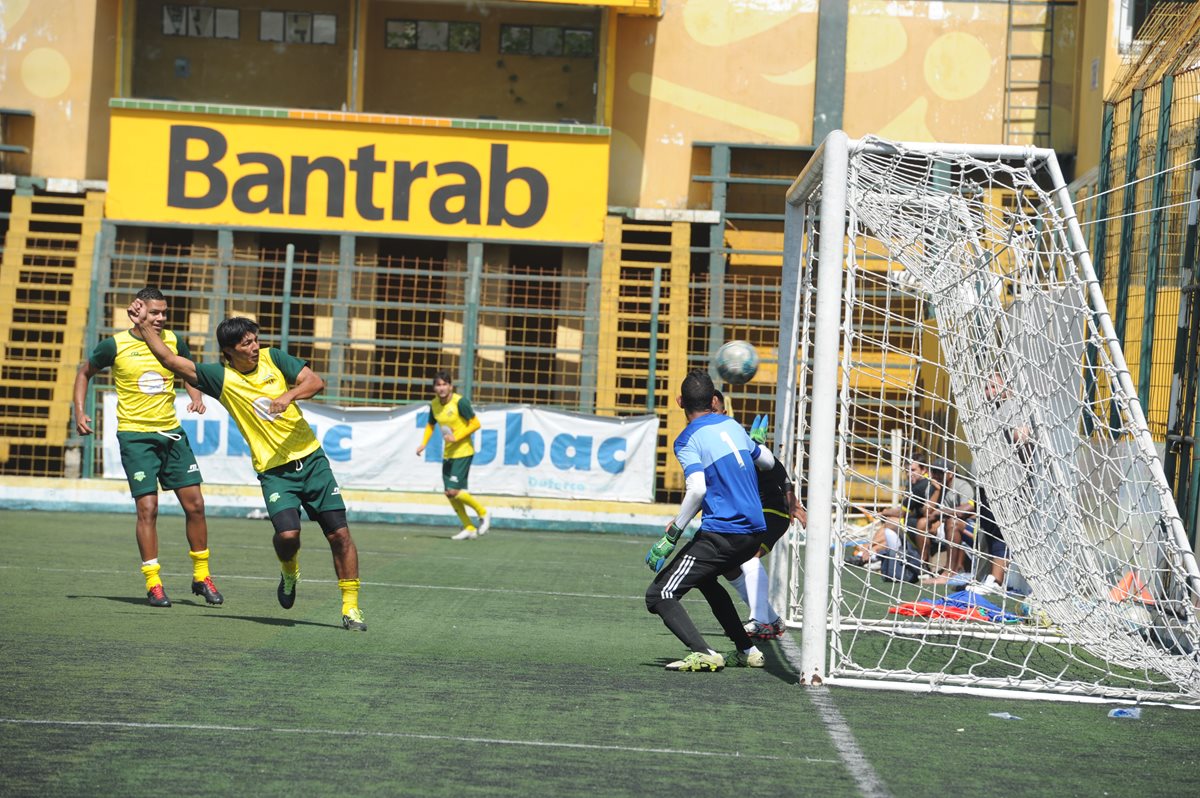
[1086,3,1200,541]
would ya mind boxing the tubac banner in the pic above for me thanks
[102,394,658,502]
[106,108,609,243]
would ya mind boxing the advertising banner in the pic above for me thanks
[102,395,657,502]
[107,109,609,243]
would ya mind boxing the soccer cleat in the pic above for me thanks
[664,652,725,672]
[477,513,491,536]
[967,575,1000,596]
[146,584,171,607]
[191,576,224,605]
[744,618,786,640]
[451,528,478,541]
[277,571,298,609]
[342,607,367,632]
[727,649,766,668]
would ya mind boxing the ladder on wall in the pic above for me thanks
[0,192,105,469]
[597,216,691,492]
[1004,0,1056,147]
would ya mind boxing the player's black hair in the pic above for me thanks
[216,317,260,358]
[432,370,454,387]
[680,369,716,414]
[136,286,166,303]
[712,389,725,412]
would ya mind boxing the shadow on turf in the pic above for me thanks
[199,614,340,628]
[67,596,338,627]
[644,638,799,684]
[68,594,230,609]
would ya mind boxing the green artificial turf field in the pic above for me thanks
[1,509,1196,797]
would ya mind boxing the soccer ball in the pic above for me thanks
[714,340,759,384]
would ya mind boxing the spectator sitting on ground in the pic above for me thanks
[921,459,977,577]
[855,457,935,583]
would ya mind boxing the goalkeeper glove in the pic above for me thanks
[748,414,770,444]
[646,523,684,573]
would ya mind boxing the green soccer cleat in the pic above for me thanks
[664,651,725,672]
[277,570,298,610]
[191,576,224,605]
[342,607,367,632]
[727,649,765,668]
[146,584,171,608]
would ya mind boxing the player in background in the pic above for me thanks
[73,287,222,608]
[416,371,490,540]
[711,391,806,640]
[644,370,777,672]
[127,300,366,632]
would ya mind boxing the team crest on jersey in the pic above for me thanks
[251,396,280,422]
[137,371,166,394]
[268,492,281,503]
[133,471,146,482]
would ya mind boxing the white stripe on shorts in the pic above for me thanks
[660,555,695,599]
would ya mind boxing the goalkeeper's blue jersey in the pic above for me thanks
[674,413,767,535]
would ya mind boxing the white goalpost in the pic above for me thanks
[775,131,1200,704]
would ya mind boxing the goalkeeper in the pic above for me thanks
[711,392,805,640]
[643,370,776,672]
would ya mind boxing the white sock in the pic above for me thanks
[727,573,749,608]
[142,558,158,567]
[743,645,761,656]
[742,558,779,624]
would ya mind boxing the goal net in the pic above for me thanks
[775,133,1200,704]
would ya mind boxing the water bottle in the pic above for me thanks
[1107,707,1142,719]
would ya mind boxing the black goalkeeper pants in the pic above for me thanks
[645,529,767,653]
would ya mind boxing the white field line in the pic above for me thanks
[0,717,840,764]
[779,633,892,798]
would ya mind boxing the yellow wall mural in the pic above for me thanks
[609,0,1077,209]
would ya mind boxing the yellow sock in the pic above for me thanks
[141,560,162,591]
[338,578,360,615]
[449,497,474,530]
[458,490,487,518]
[188,548,210,581]
[280,554,299,579]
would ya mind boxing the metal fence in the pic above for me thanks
[82,221,786,500]
[1085,3,1200,541]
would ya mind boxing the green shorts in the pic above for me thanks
[442,455,473,491]
[117,427,202,498]
[257,448,346,522]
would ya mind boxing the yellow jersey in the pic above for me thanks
[427,392,477,459]
[194,348,320,473]
[89,329,190,433]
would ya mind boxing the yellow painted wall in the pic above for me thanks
[0,0,115,180]
[610,0,1085,209]
[610,0,818,209]
[842,2,1008,142]
[1073,0,1119,173]
[362,2,599,123]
